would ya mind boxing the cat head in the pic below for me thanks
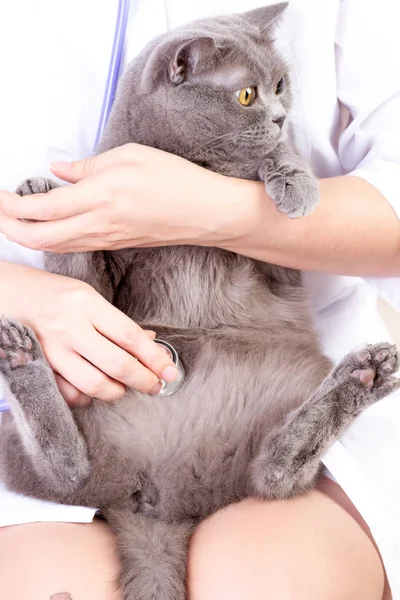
[103,4,290,176]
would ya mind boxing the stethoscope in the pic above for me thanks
[0,338,184,412]
[0,0,184,411]
[93,0,131,150]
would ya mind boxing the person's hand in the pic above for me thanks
[0,144,247,253]
[0,262,178,406]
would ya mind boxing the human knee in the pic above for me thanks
[188,499,293,600]
[187,495,385,600]
[0,521,121,600]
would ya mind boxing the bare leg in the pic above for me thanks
[0,519,121,600]
[188,482,388,600]
[0,481,389,600]
[252,343,399,499]
[0,318,90,496]
[105,508,193,600]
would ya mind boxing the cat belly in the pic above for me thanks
[79,382,263,518]
[77,342,330,518]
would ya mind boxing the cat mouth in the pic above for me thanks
[273,122,285,135]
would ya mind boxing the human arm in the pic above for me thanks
[0,147,398,276]
[0,260,178,405]
[0,0,399,277]
[222,174,400,276]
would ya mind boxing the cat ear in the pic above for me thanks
[168,37,216,85]
[140,35,216,92]
[242,3,288,32]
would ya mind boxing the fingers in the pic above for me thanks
[55,374,92,407]
[0,177,97,221]
[50,144,142,183]
[0,187,88,221]
[0,168,129,250]
[0,210,92,250]
[91,296,178,384]
[144,330,157,340]
[48,346,127,402]
[55,329,159,405]
[74,326,164,395]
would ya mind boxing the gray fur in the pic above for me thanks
[2,6,399,600]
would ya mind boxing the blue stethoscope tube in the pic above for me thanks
[0,1,131,413]
[93,0,131,150]
[0,399,9,413]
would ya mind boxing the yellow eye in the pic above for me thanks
[236,86,256,107]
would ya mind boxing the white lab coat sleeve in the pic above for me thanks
[336,0,400,218]
[335,0,400,311]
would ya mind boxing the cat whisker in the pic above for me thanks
[186,125,268,161]
[186,130,239,160]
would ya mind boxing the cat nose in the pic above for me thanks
[272,115,286,129]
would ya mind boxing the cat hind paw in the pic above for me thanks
[334,342,399,400]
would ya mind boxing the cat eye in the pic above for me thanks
[236,87,257,107]
[275,77,285,95]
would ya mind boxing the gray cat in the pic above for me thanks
[0,5,399,600]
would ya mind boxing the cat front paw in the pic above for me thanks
[0,319,43,377]
[265,169,319,218]
[16,177,59,196]
[332,342,399,405]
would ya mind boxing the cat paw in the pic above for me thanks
[332,342,399,403]
[16,177,58,196]
[265,170,319,218]
[0,319,43,375]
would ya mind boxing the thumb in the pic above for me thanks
[50,155,101,183]
[50,144,140,183]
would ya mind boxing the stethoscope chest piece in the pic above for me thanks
[154,339,185,397]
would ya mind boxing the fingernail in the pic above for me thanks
[161,365,178,382]
[151,381,163,395]
[51,161,72,172]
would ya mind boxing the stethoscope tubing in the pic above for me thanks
[93,0,131,150]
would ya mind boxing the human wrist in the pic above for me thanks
[0,261,68,326]
[205,175,293,261]
[0,261,36,319]
[195,175,271,249]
